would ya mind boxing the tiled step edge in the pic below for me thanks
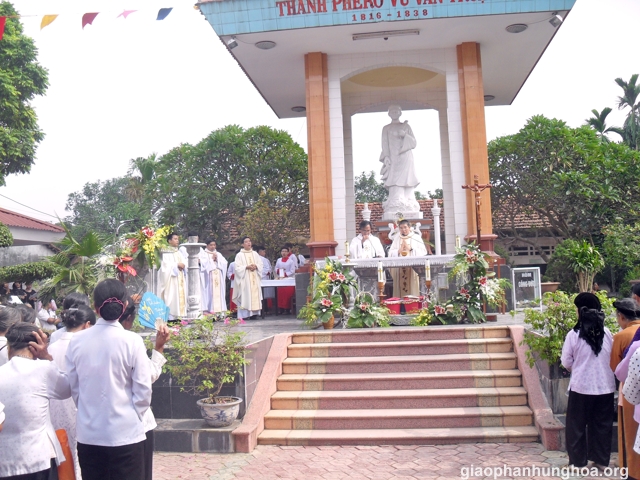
[257,426,540,446]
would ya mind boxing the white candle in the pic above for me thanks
[345,241,350,256]
[425,260,431,281]
[455,236,461,249]
[377,261,384,283]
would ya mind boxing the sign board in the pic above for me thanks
[200,0,577,36]
[511,267,541,311]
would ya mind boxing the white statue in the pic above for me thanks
[379,105,422,220]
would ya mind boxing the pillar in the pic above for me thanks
[305,52,337,260]
[456,42,496,252]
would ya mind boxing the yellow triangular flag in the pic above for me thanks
[41,15,58,30]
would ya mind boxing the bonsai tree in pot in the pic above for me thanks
[165,314,248,427]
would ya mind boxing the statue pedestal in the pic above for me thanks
[381,211,423,221]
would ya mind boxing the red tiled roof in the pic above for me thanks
[0,208,64,233]
[492,204,552,230]
[355,200,446,233]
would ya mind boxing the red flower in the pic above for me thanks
[479,277,488,286]
[434,305,445,315]
[114,256,137,276]
[460,287,469,295]
[359,302,370,311]
[141,227,154,238]
[337,273,346,282]
[320,298,333,307]
[328,272,339,281]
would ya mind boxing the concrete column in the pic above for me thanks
[456,42,496,251]
[431,201,442,256]
[181,240,206,319]
[343,114,356,242]
[305,52,337,259]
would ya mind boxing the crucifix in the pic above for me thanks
[462,174,492,247]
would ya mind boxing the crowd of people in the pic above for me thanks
[156,220,428,321]
[0,278,170,480]
[561,284,640,478]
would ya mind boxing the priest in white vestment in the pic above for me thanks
[232,237,263,320]
[349,220,386,259]
[388,220,427,297]
[199,239,228,314]
[158,233,187,318]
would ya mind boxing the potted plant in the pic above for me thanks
[520,290,618,413]
[346,292,392,328]
[565,239,605,292]
[298,257,358,329]
[165,314,248,427]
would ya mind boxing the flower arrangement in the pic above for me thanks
[347,292,391,328]
[299,258,358,326]
[165,314,248,402]
[412,243,510,325]
[98,224,174,279]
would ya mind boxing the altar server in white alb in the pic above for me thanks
[389,219,427,297]
[349,220,386,259]
[199,238,228,314]
[158,232,187,318]
[233,237,263,320]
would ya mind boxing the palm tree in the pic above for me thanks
[585,107,624,142]
[615,74,640,150]
[125,155,156,203]
[38,223,105,302]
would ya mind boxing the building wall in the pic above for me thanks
[0,245,56,267]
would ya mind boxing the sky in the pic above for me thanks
[1,0,639,224]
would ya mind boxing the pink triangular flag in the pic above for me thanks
[82,12,99,29]
[117,10,137,19]
[0,17,6,41]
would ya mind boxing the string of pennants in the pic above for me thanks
[0,7,176,40]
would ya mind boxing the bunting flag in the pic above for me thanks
[0,17,6,41]
[156,8,173,21]
[40,14,58,30]
[117,10,137,19]
[82,12,99,29]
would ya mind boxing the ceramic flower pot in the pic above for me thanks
[197,396,242,427]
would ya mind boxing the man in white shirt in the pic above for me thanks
[66,279,152,480]
[389,219,427,297]
[349,220,386,259]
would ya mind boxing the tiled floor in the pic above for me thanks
[153,443,625,479]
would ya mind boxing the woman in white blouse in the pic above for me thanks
[561,292,615,471]
[49,304,97,480]
[0,306,22,367]
[0,322,71,479]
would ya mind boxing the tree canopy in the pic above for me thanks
[489,115,640,261]
[0,2,48,185]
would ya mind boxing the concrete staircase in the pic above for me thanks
[258,326,539,446]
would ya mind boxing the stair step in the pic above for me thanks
[270,387,528,410]
[276,369,522,391]
[291,326,510,344]
[257,426,540,446]
[287,338,513,358]
[282,352,517,374]
[264,406,534,430]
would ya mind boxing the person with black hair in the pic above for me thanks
[0,306,22,367]
[389,219,427,297]
[275,246,296,315]
[16,303,38,326]
[119,296,170,480]
[24,282,37,309]
[610,297,640,478]
[11,281,26,303]
[66,279,152,480]
[36,299,59,334]
[158,232,187,318]
[233,237,263,320]
[349,220,386,259]
[49,293,91,345]
[199,238,228,314]
[0,323,72,479]
[47,304,96,480]
[561,292,615,470]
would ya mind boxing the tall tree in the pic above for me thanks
[147,125,309,245]
[585,107,623,142]
[0,2,49,184]
[355,171,387,203]
[65,177,151,239]
[489,115,640,262]
[615,74,640,150]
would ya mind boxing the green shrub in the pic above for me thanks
[0,222,13,247]
[0,261,60,283]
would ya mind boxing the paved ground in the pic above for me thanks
[153,443,625,480]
